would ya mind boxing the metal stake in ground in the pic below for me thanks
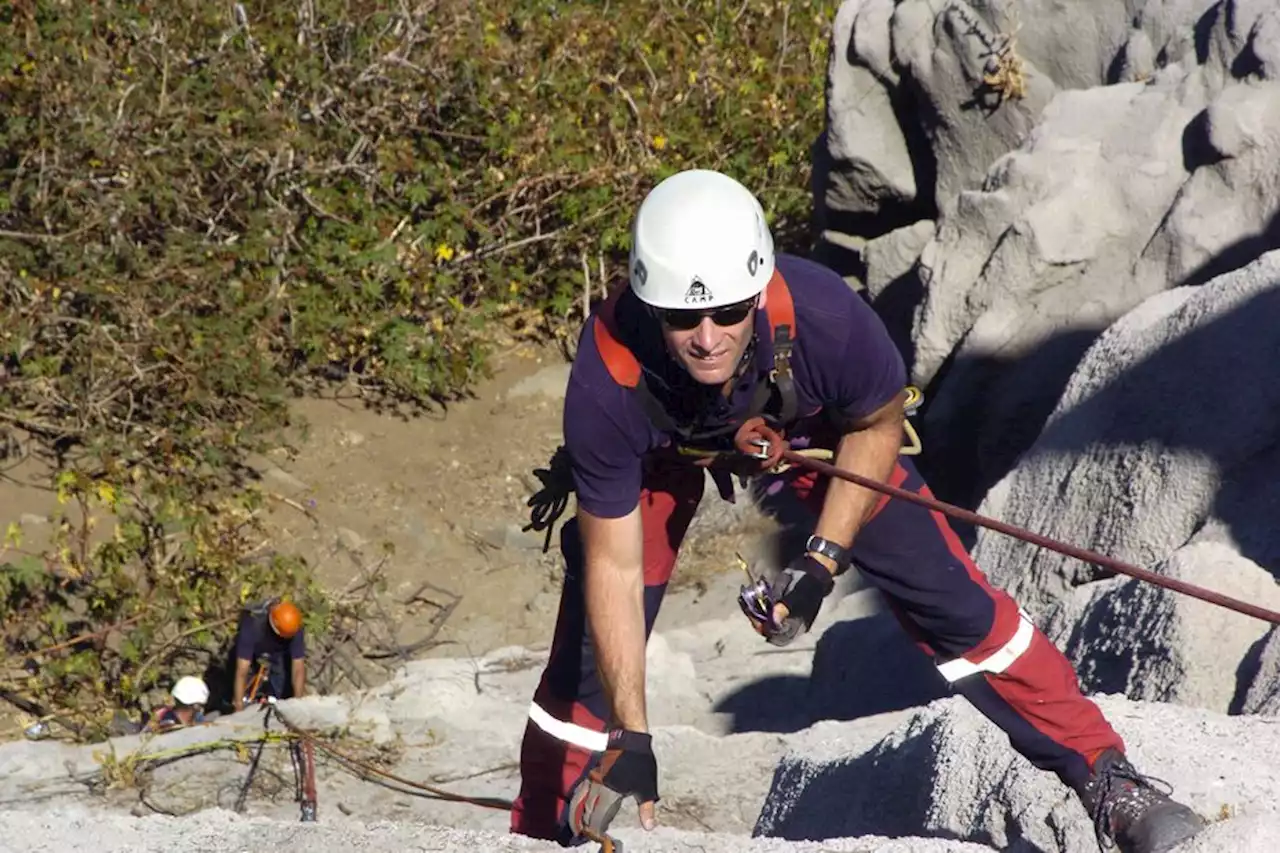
[235,704,275,814]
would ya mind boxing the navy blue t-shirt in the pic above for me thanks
[564,253,907,518]
[234,610,306,662]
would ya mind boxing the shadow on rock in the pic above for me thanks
[712,674,813,734]
[1029,281,1280,579]
[912,213,1280,521]
[713,611,948,735]
[753,735,998,849]
[914,325,1107,517]
[807,611,949,723]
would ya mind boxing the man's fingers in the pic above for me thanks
[771,602,790,624]
[639,799,657,831]
[570,779,625,839]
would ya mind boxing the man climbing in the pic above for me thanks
[510,169,1206,853]
[231,598,307,712]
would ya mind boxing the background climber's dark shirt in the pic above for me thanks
[234,610,306,662]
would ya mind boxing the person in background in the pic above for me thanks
[148,675,209,732]
[231,598,307,712]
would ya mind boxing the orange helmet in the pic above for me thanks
[269,600,303,638]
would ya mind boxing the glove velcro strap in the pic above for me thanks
[605,728,653,753]
[783,555,835,599]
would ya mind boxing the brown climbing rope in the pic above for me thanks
[266,701,514,810]
[733,417,1280,626]
[263,702,623,851]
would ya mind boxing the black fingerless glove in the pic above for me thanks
[594,728,659,803]
[766,553,836,647]
[569,728,660,840]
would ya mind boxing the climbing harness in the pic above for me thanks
[593,268,800,464]
[731,418,1280,627]
[524,269,804,546]
[523,270,925,551]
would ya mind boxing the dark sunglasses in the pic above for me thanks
[656,296,756,331]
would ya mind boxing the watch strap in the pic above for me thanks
[805,534,852,575]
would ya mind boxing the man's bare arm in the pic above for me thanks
[232,658,251,711]
[291,658,307,698]
[809,389,909,569]
[579,504,648,732]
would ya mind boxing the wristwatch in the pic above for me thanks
[805,534,853,575]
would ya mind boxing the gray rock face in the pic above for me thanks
[757,693,1280,852]
[818,0,921,224]
[1239,627,1280,715]
[975,0,1133,89]
[891,1,1059,218]
[911,65,1213,505]
[1135,79,1280,293]
[972,250,1280,610]
[813,0,1057,285]
[816,0,1280,510]
[1048,523,1280,714]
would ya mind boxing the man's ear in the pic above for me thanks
[756,285,769,310]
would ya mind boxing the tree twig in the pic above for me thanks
[134,616,236,683]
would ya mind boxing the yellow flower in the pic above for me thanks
[434,243,455,263]
[651,135,667,150]
[688,70,698,85]
[695,33,707,45]
[95,482,118,507]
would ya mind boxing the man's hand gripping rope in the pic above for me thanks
[733,417,838,647]
[733,416,1280,630]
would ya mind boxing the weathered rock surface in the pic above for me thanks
[972,251,1280,603]
[757,693,1280,852]
[815,1,1280,508]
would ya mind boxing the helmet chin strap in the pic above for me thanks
[719,315,759,396]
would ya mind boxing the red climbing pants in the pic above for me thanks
[508,450,1123,845]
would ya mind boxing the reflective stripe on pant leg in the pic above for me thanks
[510,515,609,844]
[943,603,1126,791]
[838,455,1123,789]
[935,607,1036,682]
[510,466,704,843]
[528,701,609,752]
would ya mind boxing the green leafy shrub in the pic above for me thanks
[0,0,836,739]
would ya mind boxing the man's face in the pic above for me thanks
[657,292,763,385]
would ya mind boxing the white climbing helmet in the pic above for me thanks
[172,675,210,707]
[628,169,775,311]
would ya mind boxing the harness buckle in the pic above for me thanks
[745,437,772,461]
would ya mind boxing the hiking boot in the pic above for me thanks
[1078,749,1207,852]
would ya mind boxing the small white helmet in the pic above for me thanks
[172,675,210,706]
[629,169,775,310]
